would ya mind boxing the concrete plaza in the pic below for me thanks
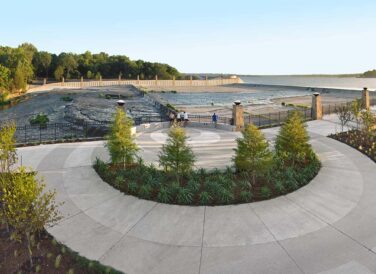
[17,116,376,274]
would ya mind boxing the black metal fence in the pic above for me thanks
[244,108,312,128]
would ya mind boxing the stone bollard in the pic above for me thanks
[62,77,65,86]
[173,75,176,87]
[312,93,323,120]
[99,76,102,86]
[362,87,370,110]
[190,75,193,86]
[80,76,83,88]
[205,75,208,86]
[232,101,245,131]
[137,75,140,85]
[43,78,47,85]
[155,75,158,86]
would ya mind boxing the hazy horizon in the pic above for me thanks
[1,0,376,75]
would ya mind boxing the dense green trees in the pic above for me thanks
[361,69,376,78]
[0,43,181,93]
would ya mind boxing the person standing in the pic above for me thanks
[169,112,176,126]
[183,111,189,126]
[212,112,218,125]
[176,112,181,125]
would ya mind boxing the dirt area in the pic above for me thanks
[0,224,120,274]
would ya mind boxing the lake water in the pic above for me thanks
[240,76,376,90]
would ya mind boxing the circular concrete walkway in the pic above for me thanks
[17,119,376,274]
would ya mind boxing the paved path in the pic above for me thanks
[17,118,376,274]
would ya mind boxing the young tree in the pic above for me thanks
[351,99,362,129]
[234,124,272,185]
[335,104,352,132]
[159,126,195,181]
[106,108,139,167]
[1,167,62,267]
[0,121,17,173]
[361,110,376,137]
[275,111,312,166]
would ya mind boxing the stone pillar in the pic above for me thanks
[137,75,140,85]
[43,78,47,85]
[190,75,193,86]
[118,74,121,85]
[362,87,370,110]
[312,93,323,120]
[232,101,245,131]
[62,77,65,86]
[80,76,83,88]
[205,75,208,86]
[99,76,102,86]
[173,75,176,87]
[155,75,158,86]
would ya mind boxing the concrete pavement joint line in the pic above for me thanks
[249,203,305,274]
[56,192,121,226]
[198,206,206,274]
[284,194,376,256]
[98,202,158,262]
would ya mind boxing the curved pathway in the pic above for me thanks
[17,119,376,274]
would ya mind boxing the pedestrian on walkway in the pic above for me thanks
[212,113,218,126]
[183,111,189,127]
[169,112,176,126]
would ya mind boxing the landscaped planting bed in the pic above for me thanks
[0,224,122,274]
[329,130,376,162]
[94,156,321,206]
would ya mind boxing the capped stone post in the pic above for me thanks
[312,93,323,120]
[80,76,83,88]
[137,75,140,85]
[61,77,65,86]
[43,78,47,85]
[155,75,158,86]
[232,100,245,131]
[362,87,370,110]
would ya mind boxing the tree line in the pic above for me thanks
[0,43,182,94]
[361,69,376,78]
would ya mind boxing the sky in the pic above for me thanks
[1,0,376,75]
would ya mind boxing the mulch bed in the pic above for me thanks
[329,130,376,162]
[0,223,122,274]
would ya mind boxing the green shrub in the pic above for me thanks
[273,181,285,194]
[260,186,272,199]
[61,96,73,102]
[199,191,212,205]
[29,113,49,127]
[176,187,193,204]
[127,181,139,194]
[218,188,234,204]
[167,181,180,197]
[240,190,252,202]
[238,179,251,191]
[187,178,200,192]
[138,184,152,199]
[157,186,172,203]
[114,176,125,188]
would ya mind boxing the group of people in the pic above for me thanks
[169,111,219,126]
[169,111,189,126]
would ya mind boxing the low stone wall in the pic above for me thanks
[27,78,243,93]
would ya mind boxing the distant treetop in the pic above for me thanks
[0,43,182,93]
